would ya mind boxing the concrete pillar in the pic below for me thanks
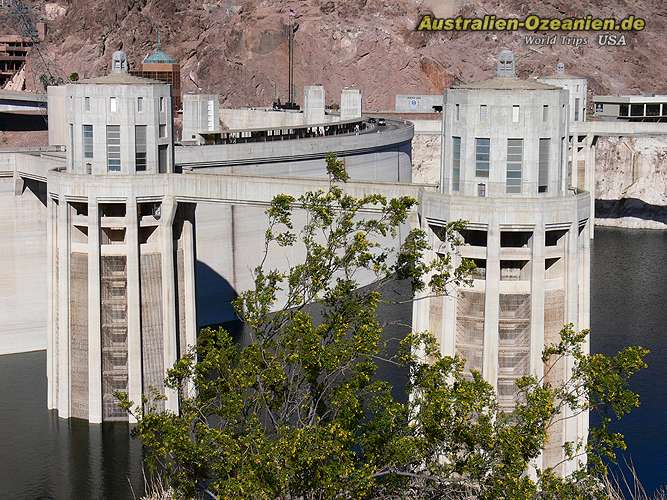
[304,85,325,125]
[563,219,580,475]
[13,175,24,196]
[160,197,179,413]
[565,221,579,326]
[441,273,458,357]
[125,197,141,423]
[580,224,591,333]
[482,221,500,389]
[410,219,435,363]
[577,221,591,463]
[57,196,71,418]
[586,136,596,239]
[87,197,102,423]
[527,218,546,474]
[340,88,362,121]
[46,195,57,409]
[529,220,545,380]
[571,135,578,190]
[182,205,198,353]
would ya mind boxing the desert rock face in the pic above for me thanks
[595,137,667,229]
[3,0,666,109]
[3,0,667,227]
[411,134,441,184]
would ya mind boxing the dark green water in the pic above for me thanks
[0,226,664,498]
[590,227,667,493]
[0,351,144,499]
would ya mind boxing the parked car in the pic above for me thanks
[377,118,386,126]
[368,117,377,124]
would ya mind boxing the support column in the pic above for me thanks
[126,197,142,423]
[441,279,458,357]
[580,225,591,333]
[160,197,179,413]
[588,136,596,239]
[571,135,579,190]
[578,221,591,463]
[410,217,434,363]
[46,195,57,409]
[439,222,458,357]
[482,221,500,389]
[87,197,102,424]
[563,219,580,475]
[565,221,579,326]
[529,220,545,380]
[57,196,71,418]
[529,218,545,473]
[182,204,197,352]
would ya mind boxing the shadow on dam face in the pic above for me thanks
[195,260,239,329]
[194,264,412,403]
[596,198,667,225]
[0,112,48,131]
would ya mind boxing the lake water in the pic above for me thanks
[0,226,665,498]
[590,227,667,493]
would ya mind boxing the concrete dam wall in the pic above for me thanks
[0,175,48,354]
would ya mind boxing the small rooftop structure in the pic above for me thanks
[130,33,181,109]
[456,51,560,91]
[143,50,176,64]
[111,50,129,73]
[496,49,516,78]
[541,62,585,80]
[142,31,176,64]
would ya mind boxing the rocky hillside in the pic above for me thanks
[3,0,667,110]
[3,0,667,229]
[595,137,667,229]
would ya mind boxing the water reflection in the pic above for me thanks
[0,351,143,499]
[591,227,667,494]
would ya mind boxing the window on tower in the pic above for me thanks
[475,138,490,177]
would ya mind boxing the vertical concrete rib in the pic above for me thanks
[482,220,500,389]
[578,221,591,459]
[587,136,596,239]
[160,197,179,413]
[571,135,578,190]
[125,197,142,423]
[46,195,56,409]
[530,219,545,380]
[182,205,198,353]
[439,222,458,357]
[57,196,71,418]
[441,278,458,357]
[410,218,434,363]
[87,197,102,424]
[528,218,546,474]
[564,219,580,474]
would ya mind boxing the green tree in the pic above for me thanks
[119,153,647,499]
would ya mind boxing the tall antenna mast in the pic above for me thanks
[273,8,299,110]
[286,8,299,109]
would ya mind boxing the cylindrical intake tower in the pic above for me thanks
[420,50,591,474]
[47,52,195,423]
